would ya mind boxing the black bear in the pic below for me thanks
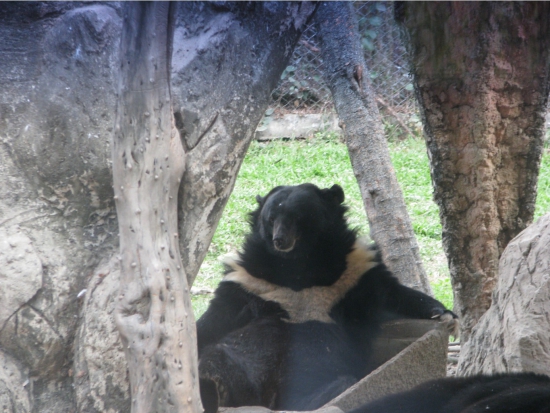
[350,372,550,413]
[196,183,457,412]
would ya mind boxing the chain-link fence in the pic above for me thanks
[266,1,422,140]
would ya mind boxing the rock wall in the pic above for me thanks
[0,2,317,411]
[459,212,550,375]
[0,3,124,411]
[73,256,129,413]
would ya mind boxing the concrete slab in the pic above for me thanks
[325,320,448,411]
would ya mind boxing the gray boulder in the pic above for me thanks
[459,213,550,375]
[0,3,122,411]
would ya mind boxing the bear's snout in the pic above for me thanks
[272,221,297,252]
[273,235,295,252]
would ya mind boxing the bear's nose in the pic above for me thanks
[273,237,284,250]
[273,235,296,252]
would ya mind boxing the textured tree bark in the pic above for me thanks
[397,2,550,342]
[171,2,317,285]
[113,3,200,412]
[316,2,432,294]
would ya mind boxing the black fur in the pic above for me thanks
[244,184,355,289]
[196,183,456,412]
[351,372,550,413]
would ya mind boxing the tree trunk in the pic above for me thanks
[171,2,317,285]
[114,2,317,411]
[113,3,200,412]
[397,2,550,342]
[316,2,432,294]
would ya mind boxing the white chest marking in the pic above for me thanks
[223,240,377,324]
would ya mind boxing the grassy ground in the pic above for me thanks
[192,134,550,317]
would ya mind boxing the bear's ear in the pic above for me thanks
[321,184,345,204]
[256,186,283,207]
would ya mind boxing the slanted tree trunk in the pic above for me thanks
[171,2,317,285]
[113,3,200,412]
[316,2,432,294]
[397,2,550,342]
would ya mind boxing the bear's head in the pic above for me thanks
[252,183,346,255]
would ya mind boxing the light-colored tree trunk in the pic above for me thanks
[113,3,200,412]
[397,2,550,342]
[316,2,432,294]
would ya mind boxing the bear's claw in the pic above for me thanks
[433,310,459,338]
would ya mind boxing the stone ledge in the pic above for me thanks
[326,320,448,411]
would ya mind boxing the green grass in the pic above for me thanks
[535,149,550,219]
[388,138,453,309]
[192,135,550,317]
